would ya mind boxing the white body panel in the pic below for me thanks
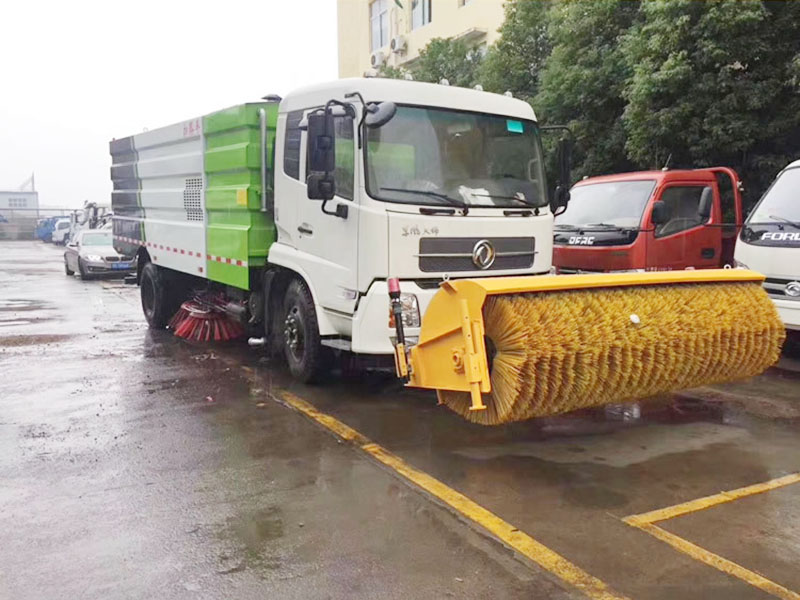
[734,160,800,330]
[113,120,206,277]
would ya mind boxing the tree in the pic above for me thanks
[622,0,800,206]
[379,37,483,87]
[534,0,641,179]
[480,0,552,101]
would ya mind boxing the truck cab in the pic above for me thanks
[553,168,743,273]
[734,160,800,334]
[268,78,556,356]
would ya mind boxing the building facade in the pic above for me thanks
[337,0,506,78]
[0,190,40,240]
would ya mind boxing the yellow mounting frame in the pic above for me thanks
[405,269,766,411]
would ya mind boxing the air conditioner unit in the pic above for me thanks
[390,35,407,53]
[370,51,386,68]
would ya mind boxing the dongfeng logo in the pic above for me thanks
[786,281,800,298]
[568,236,596,245]
[472,239,496,269]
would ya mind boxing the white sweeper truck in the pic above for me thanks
[111,78,784,425]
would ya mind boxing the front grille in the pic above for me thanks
[418,237,535,272]
[105,256,120,262]
[764,277,800,300]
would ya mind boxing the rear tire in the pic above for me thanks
[282,279,327,383]
[140,262,181,329]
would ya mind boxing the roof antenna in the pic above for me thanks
[661,153,672,171]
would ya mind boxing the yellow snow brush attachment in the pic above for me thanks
[402,270,784,425]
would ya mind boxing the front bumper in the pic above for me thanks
[84,260,135,274]
[771,297,800,331]
[350,280,439,355]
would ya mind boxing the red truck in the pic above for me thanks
[553,167,744,272]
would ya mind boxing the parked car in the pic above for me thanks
[51,219,71,244]
[64,230,135,279]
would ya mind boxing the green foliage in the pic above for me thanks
[621,0,800,205]
[412,37,484,87]
[379,37,483,87]
[480,0,552,100]
[535,0,640,179]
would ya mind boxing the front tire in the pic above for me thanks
[282,279,327,383]
[64,259,74,276]
[78,258,90,280]
[140,262,180,329]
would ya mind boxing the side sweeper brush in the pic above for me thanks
[168,295,244,342]
[393,270,784,426]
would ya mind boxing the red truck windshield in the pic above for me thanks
[555,180,656,229]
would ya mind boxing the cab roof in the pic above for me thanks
[280,77,537,122]
[573,168,719,188]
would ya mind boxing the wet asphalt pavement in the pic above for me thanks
[1,240,799,600]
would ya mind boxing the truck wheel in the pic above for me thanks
[64,259,74,276]
[78,258,90,280]
[140,262,179,329]
[282,279,326,382]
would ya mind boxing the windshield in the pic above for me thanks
[747,167,800,223]
[81,233,112,246]
[365,106,547,209]
[555,180,656,228]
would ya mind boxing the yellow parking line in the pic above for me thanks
[634,523,800,600]
[278,391,628,600]
[624,473,800,526]
[624,473,800,599]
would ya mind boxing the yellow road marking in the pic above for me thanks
[278,391,628,600]
[624,473,800,526]
[624,473,800,599]
[635,523,800,600]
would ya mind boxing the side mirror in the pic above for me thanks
[365,101,397,128]
[698,186,713,220]
[306,109,336,201]
[651,201,670,225]
[549,137,572,215]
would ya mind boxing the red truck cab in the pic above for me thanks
[553,168,743,272]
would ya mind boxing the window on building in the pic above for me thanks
[283,109,305,180]
[655,186,711,237]
[412,0,431,29]
[8,198,28,208]
[370,0,389,51]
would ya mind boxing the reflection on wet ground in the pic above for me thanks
[2,241,799,600]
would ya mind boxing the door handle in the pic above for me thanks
[701,248,715,259]
[297,224,313,235]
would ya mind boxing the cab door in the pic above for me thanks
[646,184,720,270]
[293,112,360,315]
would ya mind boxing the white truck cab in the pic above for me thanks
[734,160,800,333]
[269,78,556,355]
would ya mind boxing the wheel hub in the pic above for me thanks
[284,309,303,356]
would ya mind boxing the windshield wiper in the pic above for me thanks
[584,222,627,230]
[381,187,468,214]
[768,215,800,229]
[469,193,537,208]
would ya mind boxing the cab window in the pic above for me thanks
[655,186,710,237]
[333,116,354,200]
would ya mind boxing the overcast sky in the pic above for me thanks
[0,0,338,208]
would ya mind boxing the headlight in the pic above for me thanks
[85,254,103,262]
[733,259,749,269]
[388,293,421,328]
